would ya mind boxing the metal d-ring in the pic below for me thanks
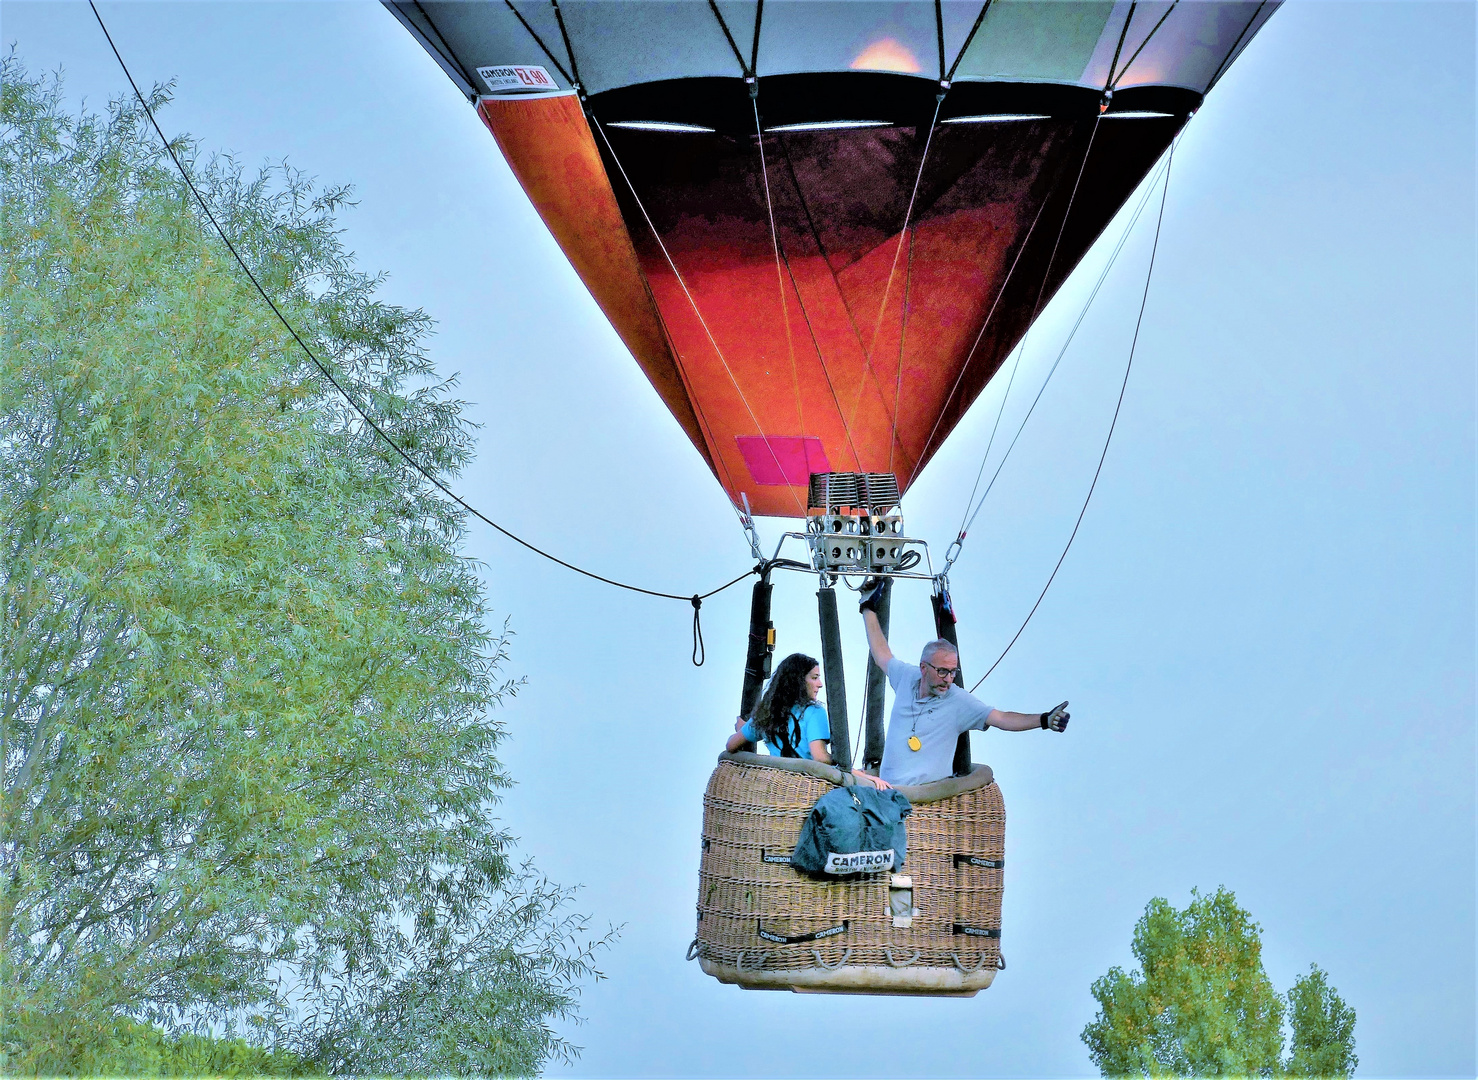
[885,947,921,967]
[685,938,702,962]
[812,947,852,971]
[951,951,989,973]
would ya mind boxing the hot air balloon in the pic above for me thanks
[387,0,1279,995]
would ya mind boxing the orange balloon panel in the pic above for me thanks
[479,94,1178,517]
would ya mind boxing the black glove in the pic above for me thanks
[1040,701,1070,732]
[858,576,885,614]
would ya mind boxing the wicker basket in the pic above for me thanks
[692,751,1005,995]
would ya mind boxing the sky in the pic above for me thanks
[4,1,1474,1076]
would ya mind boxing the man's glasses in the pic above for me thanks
[923,661,959,679]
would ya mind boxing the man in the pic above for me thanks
[860,581,1070,787]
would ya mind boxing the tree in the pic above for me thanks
[1,57,609,1075]
[1284,964,1358,1079]
[1081,887,1357,1078]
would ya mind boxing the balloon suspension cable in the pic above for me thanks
[751,103,865,476]
[591,114,807,517]
[970,140,1176,692]
[943,137,1179,577]
[751,97,810,468]
[913,110,1095,487]
[883,97,944,476]
[87,1,754,666]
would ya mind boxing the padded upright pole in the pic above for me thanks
[738,572,774,720]
[931,587,972,777]
[817,586,852,771]
[861,578,892,771]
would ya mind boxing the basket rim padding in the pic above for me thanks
[717,751,994,805]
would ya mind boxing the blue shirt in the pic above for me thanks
[878,658,994,786]
[741,701,831,760]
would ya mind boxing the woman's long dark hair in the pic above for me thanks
[751,653,820,758]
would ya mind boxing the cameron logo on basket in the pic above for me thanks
[477,65,556,93]
[823,848,895,875]
[756,920,849,945]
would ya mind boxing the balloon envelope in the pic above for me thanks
[389,0,1278,517]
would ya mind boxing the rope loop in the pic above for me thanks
[951,952,989,973]
[735,949,769,971]
[884,947,921,968]
[691,595,705,666]
[812,947,852,971]
[685,938,703,962]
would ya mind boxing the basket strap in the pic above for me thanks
[952,923,1002,938]
[759,849,793,865]
[757,919,848,945]
[952,855,1004,869]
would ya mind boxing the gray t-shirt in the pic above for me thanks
[878,657,994,786]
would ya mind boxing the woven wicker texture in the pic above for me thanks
[695,759,1004,976]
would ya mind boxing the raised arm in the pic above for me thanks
[861,609,893,669]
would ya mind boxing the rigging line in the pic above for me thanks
[776,135,871,371]
[916,113,1100,470]
[914,190,1051,469]
[887,225,919,477]
[1205,0,1269,91]
[970,141,1175,693]
[87,0,751,606]
[774,230,866,474]
[590,116,807,516]
[753,101,808,450]
[500,0,573,86]
[1109,0,1179,90]
[865,98,943,368]
[956,148,1174,545]
[1106,2,1139,93]
[642,266,749,521]
[411,1,482,96]
[934,0,947,82]
[706,0,750,75]
[749,0,765,79]
[954,322,1030,538]
[953,122,1153,542]
[548,0,584,92]
[946,0,995,83]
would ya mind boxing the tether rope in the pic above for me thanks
[590,115,807,516]
[969,141,1175,692]
[88,1,755,630]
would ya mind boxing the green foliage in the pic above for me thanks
[1081,888,1356,1078]
[1,57,610,1076]
[1284,965,1358,1078]
[18,1015,309,1077]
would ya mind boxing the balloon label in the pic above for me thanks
[477,65,557,95]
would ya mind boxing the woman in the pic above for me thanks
[726,653,890,789]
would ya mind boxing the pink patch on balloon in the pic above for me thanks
[737,436,832,486]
